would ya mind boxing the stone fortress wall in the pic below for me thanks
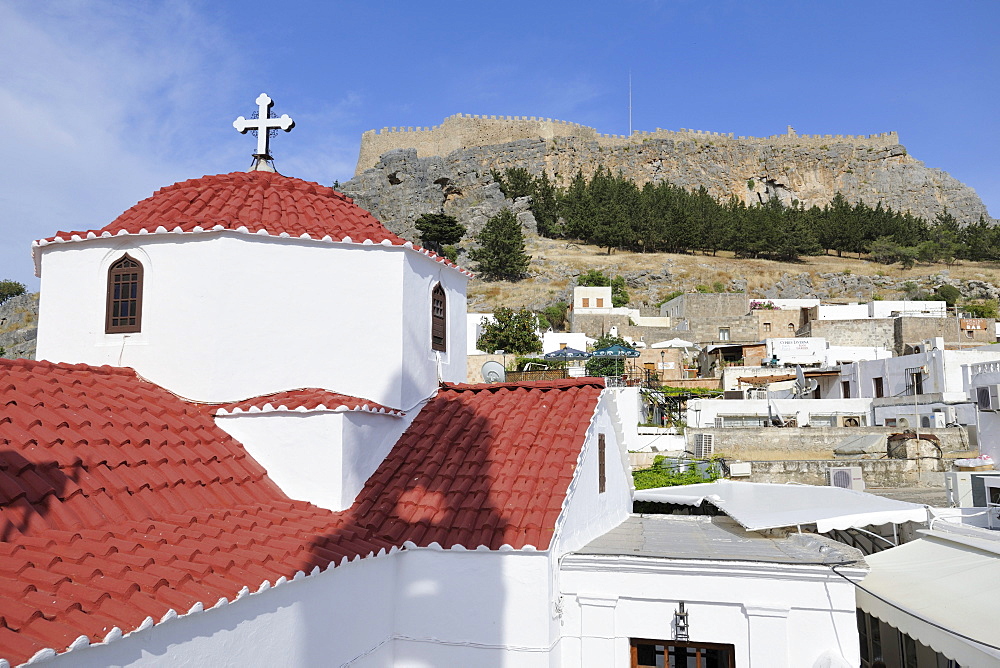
[355,113,899,175]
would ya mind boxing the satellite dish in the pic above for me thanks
[793,365,819,398]
[481,361,506,383]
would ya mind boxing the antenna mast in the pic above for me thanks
[628,70,633,137]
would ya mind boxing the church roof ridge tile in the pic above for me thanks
[31,171,471,277]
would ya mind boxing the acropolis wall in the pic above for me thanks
[355,113,899,175]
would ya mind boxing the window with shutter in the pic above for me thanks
[431,283,446,352]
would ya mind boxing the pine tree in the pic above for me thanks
[531,171,560,237]
[414,212,465,254]
[476,307,542,354]
[470,208,531,281]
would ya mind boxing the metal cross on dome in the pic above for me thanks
[233,93,294,171]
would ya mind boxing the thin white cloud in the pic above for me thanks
[0,1,243,286]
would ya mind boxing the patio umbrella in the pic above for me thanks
[590,344,640,376]
[543,347,590,360]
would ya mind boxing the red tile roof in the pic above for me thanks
[32,171,469,275]
[213,389,405,416]
[0,360,602,665]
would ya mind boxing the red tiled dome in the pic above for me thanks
[50,171,409,244]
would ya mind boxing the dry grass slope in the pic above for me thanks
[466,236,1000,310]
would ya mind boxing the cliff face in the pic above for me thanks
[0,293,38,360]
[341,132,990,242]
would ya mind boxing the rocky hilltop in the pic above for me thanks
[341,116,990,242]
[0,293,38,360]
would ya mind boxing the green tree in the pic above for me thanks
[964,300,999,319]
[0,280,26,306]
[934,284,961,307]
[491,167,535,200]
[531,171,560,238]
[539,301,569,331]
[477,307,542,355]
[414,212,465,255]
[611,275,629,307]
[577,269,611,287]
[585,334,635,377]
[470,208,531,281]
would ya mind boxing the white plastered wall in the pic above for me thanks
[401,251,468,400]
[50,547,560,668]
[214,409,415,511]
[392,549,555,667]
[55,553,398,668]
[36,234,467,407]
[551,390,633,558]
[558,559,864,668]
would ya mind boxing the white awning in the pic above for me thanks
[857,526,1000,667]
[650,338,697,349]
[634,481,928,532]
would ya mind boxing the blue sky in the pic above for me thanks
[2,0,998,288]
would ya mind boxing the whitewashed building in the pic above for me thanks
[0,95,871,668]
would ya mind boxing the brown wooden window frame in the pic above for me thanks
[630,638,735,668]
[431,283,446,352]
[598,433,606,493]
[105,254,144,334]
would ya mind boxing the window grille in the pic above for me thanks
[106,254,143,334]
[431,283,446,352]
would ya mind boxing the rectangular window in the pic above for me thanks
[873,377,884,398]
[904,367,924,395]
[763,322,771,332]
[596,298,604,308]
[631,639,735,668]
[718,327,730,341]
[582,298,590,307]
[598,433,606,494]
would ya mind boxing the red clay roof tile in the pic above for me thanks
[0,359,601,664]
[34,172,468,274]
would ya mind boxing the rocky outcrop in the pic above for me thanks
[0,293,38,360]
[341,147,537,243]
[341,135,991,241]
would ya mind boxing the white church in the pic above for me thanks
[0,95,874,667]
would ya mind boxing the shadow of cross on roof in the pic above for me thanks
[0,449,82,542]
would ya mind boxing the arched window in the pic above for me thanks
[431,283,446,352]
[106,254,143,333]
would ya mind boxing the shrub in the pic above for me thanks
[0,280,26,306]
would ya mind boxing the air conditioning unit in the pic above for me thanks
[693,433,715,459]
[976,385,1000,411]
[838,415,863,428]
[945,471,1000,508]
[934,406,958,425]
[828,466,865,491]
[921,413,945,428]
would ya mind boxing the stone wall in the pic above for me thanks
[895,316,996,354]
[660,293,750,320]
[799,318,896,348]
[357,114,901,175]
[0,293,38,360]
[686,425,971,459]
[747,459,945,488]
